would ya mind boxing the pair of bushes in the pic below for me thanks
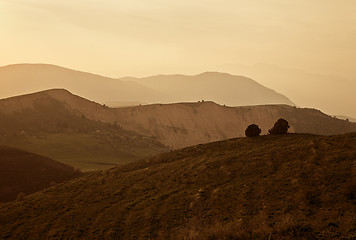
[245,119,290,137]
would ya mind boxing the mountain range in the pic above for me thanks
[0,64,294,107]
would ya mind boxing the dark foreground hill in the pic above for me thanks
[0,146,82,203]
[1,133,355,239]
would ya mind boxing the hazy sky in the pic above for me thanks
[1,0,355,78]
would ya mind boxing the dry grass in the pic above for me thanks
[0,133,355,239]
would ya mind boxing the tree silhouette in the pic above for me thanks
[245,124,261,137]
[268,118,290,135]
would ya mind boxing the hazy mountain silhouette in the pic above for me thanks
[0,146,82,203]
[215,63,356,118]
[127,71,295,106]
[0,64,168,104]
[0,64,294,107]
[1,133,354,239]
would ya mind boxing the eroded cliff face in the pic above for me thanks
[107,102,355,149]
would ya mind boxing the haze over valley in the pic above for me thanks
[1,0,355,239]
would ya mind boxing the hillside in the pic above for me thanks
[108,103,356,148]
[0,64,294,107]
[0,146,82,203]
[1,89,356,151]
[128,71,295,106]
[0,90,169,171]
[0,133,355,239]
[21,89,355,149]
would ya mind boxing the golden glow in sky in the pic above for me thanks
[0,0,355,78]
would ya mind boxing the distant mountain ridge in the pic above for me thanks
[0,63,294,107]
[0,63,168,104]
[215,63,356,118]
[127,71,295,106]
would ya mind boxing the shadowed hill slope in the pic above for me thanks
[0,146,82,203]
[0,90,169,171]
[0,133,355,239]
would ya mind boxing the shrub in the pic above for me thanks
[245,124,261,137]
[268,119,290,135]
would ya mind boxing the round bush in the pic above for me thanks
[245,124,262,137]
[268,118,290,135]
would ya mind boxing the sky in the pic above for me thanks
[1,0,355,78]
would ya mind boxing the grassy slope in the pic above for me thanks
[0,93,169,171]
[0,146,82,203]
[0,133,355,239]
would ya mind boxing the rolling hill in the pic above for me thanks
[0,89,169,171]
[0,133,355,239]
[0,146,82,203]
[1,89,355,160]
[0,64,294,107]
[15,89,354,149]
